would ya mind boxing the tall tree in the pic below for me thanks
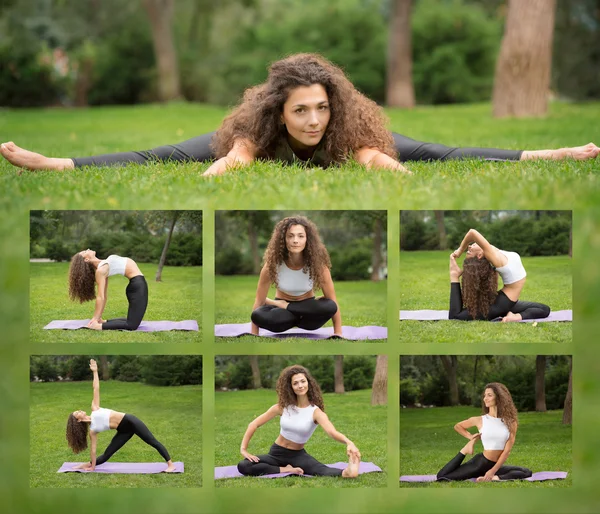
[371,355,388,405]
[249,356,261,389]
[535,355,547,412]
[562,356,572,425]
[371,215,384,281]
[386,0,415,108]
[434,210,447,250]
[334,355,345,394]
[492,0,557,117]
[440,356,459,406]
[100,355,110,380]
[156,211,180,282]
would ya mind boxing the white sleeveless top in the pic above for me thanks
[479,414,510,450]
[90,408,112,433]
[280,405,319,444]
[98,255,129,277]
[495,250,526,285]
[277,262,313,296]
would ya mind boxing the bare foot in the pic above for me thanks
[449,254,462,281]
[0,141,74,171]
[342,452,360,478]
[164,462,177,473]
[280,464,304,475]
[562,142,600,160]
[461,434,481,455]
[266,298,289,310]
[501,311,522,323]
[476,475,500,482]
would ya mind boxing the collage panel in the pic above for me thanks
[214,211,387,343]
[399,210,572,343]
[29,354,202,487]
[30,210,202,344]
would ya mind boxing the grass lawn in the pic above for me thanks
[400,406,571,488]
[30,263,202,343]
[30,381,202,488]
[215,275,387,343]
[399,251,571,343]
[214,388,387,488]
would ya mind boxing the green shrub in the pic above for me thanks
[65,355,93,381]
[215,248,253,275]
[330,245,372,280]
[32,356,58,382]
[400,377,420,405]
[112,356,142,382]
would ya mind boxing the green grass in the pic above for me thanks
[214,388,386,488]
[400,406,571,488]
[399,251,571,343]
[215,275,386,343]
[30,381,202,488]
[30,262,202,343]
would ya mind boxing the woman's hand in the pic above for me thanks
[452,248,462,259]
[89,359,98,372]
[203,156,240,177]
[241,449,260,463]
[73,462,93,471]
[346,442,361,460]
[477,469,496,482]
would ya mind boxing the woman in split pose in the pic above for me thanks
[436,382,532,482]
[250,215,341,337]
[237,364,361,477]
[2,54,598,175]
[66,359,176,472]
[448,228,550,321]
[69,249,148,330]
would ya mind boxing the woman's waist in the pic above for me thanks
[275,289,315,301]
[274,435,306,451]
[109,410,126,429]
[482,449,502,462]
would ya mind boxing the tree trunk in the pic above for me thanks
[562,356,572,425]
[334,355,345,394]
[371,355,388,405]
[440,355,459,406]
[249,356,261,389]
[247,213,261,274]
[156,211,180,282]
[386,0,415,108]
[100,356,109,380]
[535,355,547,412]
[142,0,182,102]
[492,0,557,118]
[434,210,447,250]
[370,216,383,281]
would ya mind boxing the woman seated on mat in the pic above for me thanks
[437,382,532,482]
[66,359,176,472]
[69,249,147,330]
[237,364,361,477]
[1,53,598,175]
[250,215,341,337]
[448,228,550,322]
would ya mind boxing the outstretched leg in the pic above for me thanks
[95,430,135,466]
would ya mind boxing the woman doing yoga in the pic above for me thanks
[66,359,176,472]
[2,53,598,174]
[250,216,341,336]
[237,365,361,477]
[437,382,531,482]
[69,249,148,330]
[448,229,550,321]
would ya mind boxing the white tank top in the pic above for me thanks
[279,405,319,444]
[479,414,510,450]
[90,408,112,433]
[98,255,129,277]
[495,250,526,285]
[277,262,313,296]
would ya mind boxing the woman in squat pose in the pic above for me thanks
[437,382,532,482]
[237,365,361,477]
[69,249,148,330]
[250,216,341,337]
[2,53,598,174]
[66,359,176,472]
[448,229,550,321]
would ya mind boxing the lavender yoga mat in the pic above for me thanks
[215,461,382,479]
[58,462,184,473]
[215,323,387,340]
[400,310,572,322]
[400,471,567,482]
[44,320,199,331]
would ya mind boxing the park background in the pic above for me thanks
[1,0,599,512]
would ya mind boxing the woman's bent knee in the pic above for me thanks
[237,459,252,475]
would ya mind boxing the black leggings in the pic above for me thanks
[102,275,148,331]
[95,414,170,465]
[237,443,343,477]
[71,132,523,167]
[437,452,532,481]
[251,297,337,332]
[449,283,551,321]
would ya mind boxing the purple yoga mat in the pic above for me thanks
[399,310,572,322]
[400,471,567,482]
[58,461,184,473]
[44,320,199,331]
[215,461,382,479]
[214,323,387,340]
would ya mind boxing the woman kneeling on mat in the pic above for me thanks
[250,216,342,337]
[68,249,148,330]
[66,359,176,472]
[437,382,531,482]
[237,365,361,477]
[448,229,550,321]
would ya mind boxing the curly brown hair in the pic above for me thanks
[482,382,518,435]
[68,253,96,303]
[66,413,89,453]
[263,216,330,291]
[461,257,498,319]
[212,53,396,164]
[276,365,325,411]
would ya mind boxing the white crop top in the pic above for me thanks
[479,414,510,450]
[98,255,129,277]
[277,262,313,296]
[495,250,526,285]
[90,408,112,433]
[279,405,319,444]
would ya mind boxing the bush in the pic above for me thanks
[400,377,420,405]
[65,356,93,381]
[46,240,73,262]
[344,356,376,391]
[111,356,142,382]
[298,356,334,393]
[330,245,372,281]
[32,356,58,382]
[141,356,201,386]
[215,248,254,275]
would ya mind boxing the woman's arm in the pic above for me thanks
[90,266,109,323]
[89,431,97,470]
[90,359,100,410]
[355,147,412,174]
[314,408,361,458]
[250,266,272,335]
[319,267,342,336]
[453,416,481,440]
[453,229,504,268]
[203,138,257,177]
[240,404,281,462]
[480,428,517,481]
